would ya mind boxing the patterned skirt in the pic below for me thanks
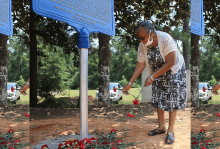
[148,46,187,112]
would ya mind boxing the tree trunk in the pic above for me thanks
[19,53,21,74]
[0,34,9,107]
[183,18,190,70]
[210,53,212,75]
[30,1,38,107]
[98,33,111,107]
[121,52,123,75]
[191,33,200,107]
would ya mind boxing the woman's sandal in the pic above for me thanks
[165,133,175,144]
[148,126,166,136]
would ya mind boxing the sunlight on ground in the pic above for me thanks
[112,124,121,127]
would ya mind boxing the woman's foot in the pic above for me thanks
[148,126,166,136]
[165,133,175,144]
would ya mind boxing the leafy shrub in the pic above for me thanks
[119,75,127,86]
[132,80,141,88]
[16,75,25,87]
[208,75,217,87]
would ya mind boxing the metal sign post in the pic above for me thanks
[32,0,115,140]
[79,47,88,139]
[79,28,89,139]
[0,0,13,36]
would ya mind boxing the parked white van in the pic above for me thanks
[7,82,21,104]
[199,82,212,104]
[95,82,123,104]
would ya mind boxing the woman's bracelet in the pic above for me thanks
[218,82,220,85]
[150,75,154,81]
[26,82,29,85]
[128,82,133,86]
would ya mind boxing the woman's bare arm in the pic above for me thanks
[122,62,145,95]
[152,51,176,80]
[129,62,145,84]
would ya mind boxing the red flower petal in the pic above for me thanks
[113,86,117,92]
[65,141,74,147]
[200,129,205,133]
[25,113,30,118]
[14,140,20,146]
[58,143,64,149]
[206,139,211,146]
[8,129,13,134]
[203,86,206,92]
[199,142,204,147]
[111,129,116,134]
[127,113,130,117]
[191,141,198,145]
[11,86,14,92]
[41,144,48,149]
[133,99,139,105]
[117,140,122,146]
[79,144,85,149]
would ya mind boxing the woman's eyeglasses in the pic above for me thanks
[139,32,148,41]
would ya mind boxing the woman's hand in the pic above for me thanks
[122,83,132,96]
[145,76,153,87]
[20,83,29,96]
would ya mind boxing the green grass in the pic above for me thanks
[14,87,220,106]
[53,89,98,98]
[208,90,220,104]
[16,89,29,105]
[53,88,141,105]
[118,88,142,105]
[13,88,141,106]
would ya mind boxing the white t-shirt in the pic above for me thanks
[137,30,184,75]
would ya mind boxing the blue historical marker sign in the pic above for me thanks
[191,0,204,36]
[32,0,115,38]
[0,0,13,36]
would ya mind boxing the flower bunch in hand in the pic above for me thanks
[124,85,145,118]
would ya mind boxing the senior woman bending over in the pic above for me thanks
[122,21,187,144]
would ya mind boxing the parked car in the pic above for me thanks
[7,82,21,104]
[199,82,212,104]
[95,82,123,104]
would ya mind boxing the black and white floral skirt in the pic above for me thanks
[148,46,187,112]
